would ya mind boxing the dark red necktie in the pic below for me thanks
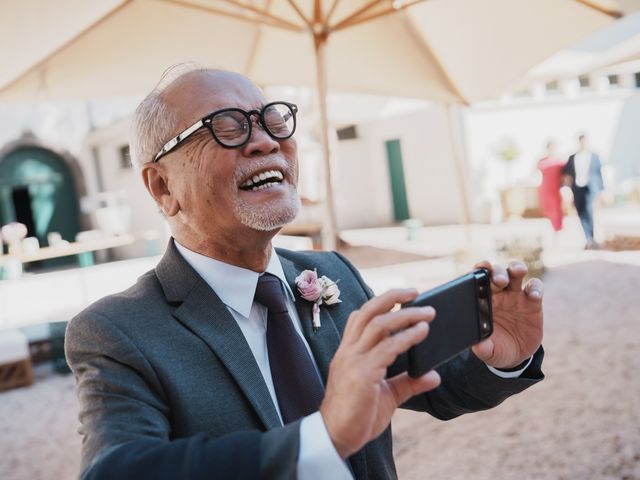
[254,273,325,424]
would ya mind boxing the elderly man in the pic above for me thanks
[65,68,544,480]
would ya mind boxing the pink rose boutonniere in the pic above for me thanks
[295,269,341,332]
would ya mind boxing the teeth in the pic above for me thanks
[241,169,284,188]
[248,182,278,192]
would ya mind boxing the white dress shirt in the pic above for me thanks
[174,241,352,479]
[174,241,530,479]
[574,150,591,187]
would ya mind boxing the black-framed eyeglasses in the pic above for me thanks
[154,101,298,162]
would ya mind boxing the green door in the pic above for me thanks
[385,139,410,221]
[0,147,81,266]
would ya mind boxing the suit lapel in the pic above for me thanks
[156,241,281,430]
[279,255,341,384]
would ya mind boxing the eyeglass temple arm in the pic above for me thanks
[154,120,206,162]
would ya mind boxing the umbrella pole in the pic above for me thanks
[447,103,472,244]
[314,34,339,251]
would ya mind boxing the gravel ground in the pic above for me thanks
[392,258,640,480]
[1,252,639,480]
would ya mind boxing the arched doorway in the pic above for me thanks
[0,146,82,265]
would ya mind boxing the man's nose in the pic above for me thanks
[242,117,280,156]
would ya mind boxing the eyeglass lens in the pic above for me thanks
[210,103,295,147]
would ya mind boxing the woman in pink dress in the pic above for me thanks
[537,141,566,232]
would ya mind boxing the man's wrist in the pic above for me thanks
[320,407,351,459]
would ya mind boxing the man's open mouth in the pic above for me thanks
[239,169,284,192]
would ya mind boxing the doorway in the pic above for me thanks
[11,186,37,237]
[385,139,411,221]
[0,147,82,267]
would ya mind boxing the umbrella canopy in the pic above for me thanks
[2,0,637,102]
[1,0,638,247]
[524,12,640,82]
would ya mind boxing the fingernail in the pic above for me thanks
[530,290,541,299]
[421,306,435,315]
[495,274,508,283]
[424,370,440,382]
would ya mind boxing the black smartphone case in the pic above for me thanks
[404,269,493,378]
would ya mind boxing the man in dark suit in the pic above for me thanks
[65,68,544,480]
[563,134,604,249]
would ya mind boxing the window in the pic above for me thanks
[336,125,358,141]
[545,80,560,94]
[634,72,640,88]
[578,75,591,89]
[607,74,620,88]
[119,145,132,169]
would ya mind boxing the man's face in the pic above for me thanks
[579,136,587,151]
[161,71,300,243]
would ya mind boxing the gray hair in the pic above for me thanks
[129,62,206,169]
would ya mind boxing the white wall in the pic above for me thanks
[0,255,160,329]
[334,103,465,228]
[83,118,169,258]
[333,136,394,229]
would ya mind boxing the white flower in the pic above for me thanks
[296,270,341,332]
[319,276,341,305]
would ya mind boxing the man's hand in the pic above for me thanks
[471,260,544,369]
[320,289,441,459]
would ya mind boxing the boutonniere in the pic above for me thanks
[295,269,341,332]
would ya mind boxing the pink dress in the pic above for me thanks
[537,156,566,231]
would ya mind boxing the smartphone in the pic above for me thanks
[402,268,493,378]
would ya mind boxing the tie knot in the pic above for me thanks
[254,273,289,314]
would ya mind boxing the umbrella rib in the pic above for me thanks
[398,8,468,104]
[572,0,623,18]
[286,0,313,30]
[0,0,135,96]
[215,0,301,30]
[330,0,426,32]
[165,0,303,31]
[330,0,385,31]
[325,0,341,24]
[244,0,272,75]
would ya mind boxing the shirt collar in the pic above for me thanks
[174,240,295,318]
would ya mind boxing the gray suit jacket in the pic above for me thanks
[65,240,544,479]
[563,152,604,195]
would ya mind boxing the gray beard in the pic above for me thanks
[233,189,301,231]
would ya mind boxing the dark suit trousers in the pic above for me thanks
[573,186,594,241]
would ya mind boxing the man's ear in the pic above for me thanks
[141,163,180,217]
